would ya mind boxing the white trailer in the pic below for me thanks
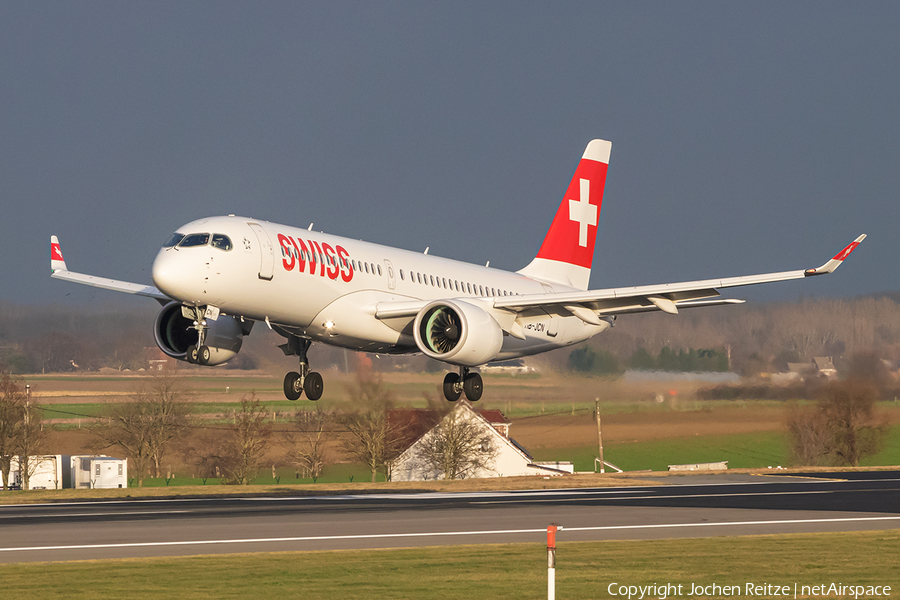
[5,455,71,490]
[71,455,128,489]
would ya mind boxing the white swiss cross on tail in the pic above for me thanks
[518,139,611,291]
[568,178,597,247]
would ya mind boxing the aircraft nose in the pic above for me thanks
[152,248,192,300]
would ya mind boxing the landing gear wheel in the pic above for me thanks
[198,345,211,365]
[463,372,483,402]
[304,372,324,401]
[443,372,462,402]
[284,371,303,401]
[187,346,199,364]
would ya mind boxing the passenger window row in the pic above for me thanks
[398,268,516,298]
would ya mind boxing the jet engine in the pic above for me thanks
[153,301,247,366]
[413,300,503,367]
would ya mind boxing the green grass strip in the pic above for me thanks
[0,530,896,599]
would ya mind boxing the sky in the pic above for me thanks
[1,2,898,310]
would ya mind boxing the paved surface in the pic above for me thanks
[1,471,898,563]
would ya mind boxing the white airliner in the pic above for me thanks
[51,139,865,402]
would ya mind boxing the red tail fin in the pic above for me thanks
[517,139,611,290]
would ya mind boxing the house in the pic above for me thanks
[389,402,567,481]
[778,357,838,383]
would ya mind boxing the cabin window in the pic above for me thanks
[417,272,422,284]
[178,233,210,247]
[211,234,232,251]
[377,264,382,276]
[491,287,496,296]
[163,233,185,248]
[479,285,484,296]
[466,282,472,294]
[442,278,447,289]
[455,281,460,292]
[429,275,435,286]
[364,263,370,274]
[399,269,405,281]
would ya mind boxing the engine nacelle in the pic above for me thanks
[153,301,245,366]
[413,300,503,367]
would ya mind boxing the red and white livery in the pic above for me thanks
[50,139,865,401]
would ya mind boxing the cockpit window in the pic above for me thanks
[211,234,232,251]
[163,233,185,248]
[178,233,210,247]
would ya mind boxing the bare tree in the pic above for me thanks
[191,394,273,485]
[786,404,831,467]
[341,364,407,482]
[786,378,889,467]
[818,379,889,467]
[414,403,498,480]
[0,374,26,489]
[91,372,192,486]
[285,407,333,482]
[0,374,49,490]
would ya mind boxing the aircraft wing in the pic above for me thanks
[375,235,865,324]
[50,236,170,303]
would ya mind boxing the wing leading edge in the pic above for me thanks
[50,236,170,303]
[375,235,866,325]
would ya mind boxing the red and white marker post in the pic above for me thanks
[547,524,561,600]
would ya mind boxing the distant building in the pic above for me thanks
[389,402,566,481]
[143,347,171,371]
[480,359,537,375]
[777,357,838,383]
[623,370,740,384]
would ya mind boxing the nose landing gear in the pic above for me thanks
[442,367,483,402]
[182,306,211,366]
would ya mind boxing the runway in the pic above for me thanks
[1,471,898,564]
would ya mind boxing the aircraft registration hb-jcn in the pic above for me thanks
[50,139,865,402]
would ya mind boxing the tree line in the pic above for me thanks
[568,346,730,376]
[0,367,498,488]
[3,295,900,376]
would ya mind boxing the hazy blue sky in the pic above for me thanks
[1,2,896,309]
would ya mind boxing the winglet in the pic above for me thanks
[51,236,68,272]
[805,234,866,276]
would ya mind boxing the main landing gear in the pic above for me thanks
[442,367,483,402]
[281,336,324,401]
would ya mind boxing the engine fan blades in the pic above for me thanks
[424,308,461,354]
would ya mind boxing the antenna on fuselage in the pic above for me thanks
[308,223,313,231]
[424,247,429,255]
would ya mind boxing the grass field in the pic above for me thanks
[1,531,897,599]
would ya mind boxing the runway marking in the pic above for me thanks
[0,510,189,520]
[2,515,899,554]
[471,489,850,504]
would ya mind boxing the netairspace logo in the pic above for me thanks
[606,582,892,599]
